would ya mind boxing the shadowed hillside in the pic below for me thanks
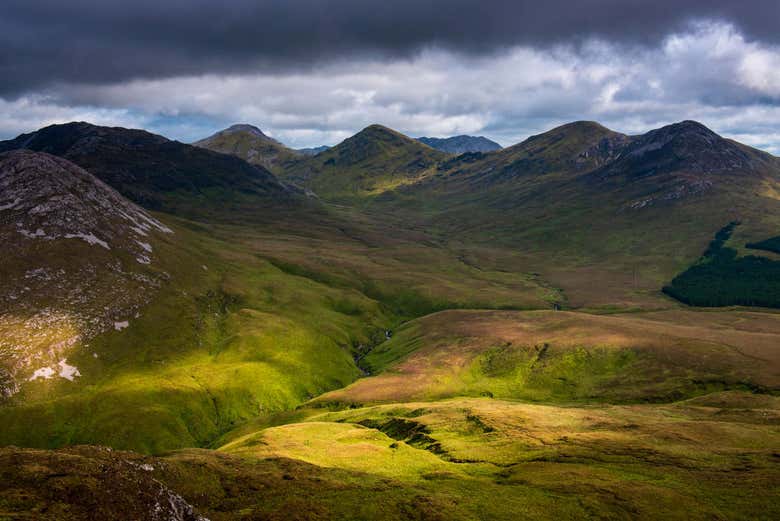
[0,122,298,217]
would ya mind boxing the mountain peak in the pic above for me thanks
[282,123,447,198]
[619,120,731,160]
[591,119,774,197]
[671,120,716,132]
[553,120,612,133]
[417,135,502,154]
[638,120,720,146]
[202,123,281,145]
[193,124,299,173]
[0,122,170,156]
[326,124,425,157]
[517,120,622,147]
[362,124,395,133]
[354,124,410,141]
[223,123,271,138]
[334,124,434,157]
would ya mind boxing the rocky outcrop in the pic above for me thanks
[0,150,173,396]
[0,446,209,521]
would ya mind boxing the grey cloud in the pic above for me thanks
[2,0,780,95]
[2,20,780,155]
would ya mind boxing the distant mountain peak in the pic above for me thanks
[330,124,425,156]
[555,120,610,132]
[353,124,410,141]
[336,124,434,156]
[417,135,502,154]
[203,123,282,145]
[281,123,447,198]
[193,123,300,173]
[226,123,264,133]
[672,120,716,132]
[637,120,720,145]
[525,121,617,142]
[362,123,395,133]
[296,145,330,156]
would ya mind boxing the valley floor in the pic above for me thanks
[2,305,779,519]
[3,207,780,520]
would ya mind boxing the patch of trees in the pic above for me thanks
[746,235,780,254]
[663,222,780,308]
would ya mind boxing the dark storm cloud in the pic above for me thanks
[2,0,779,95]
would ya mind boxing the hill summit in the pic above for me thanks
[219,123,279,141]
[194,123,300,174]
[280,124,448,199]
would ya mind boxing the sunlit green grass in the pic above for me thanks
[0,219,391,453]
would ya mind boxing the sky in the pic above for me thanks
[2,1,780,153]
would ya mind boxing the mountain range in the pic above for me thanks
[193,124,503,175]
[1,117,780,520]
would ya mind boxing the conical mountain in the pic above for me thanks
[194,123,301,174]
[282,124,448,200]
[436,121,631,186]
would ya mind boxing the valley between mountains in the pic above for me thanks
[1,120,779,520]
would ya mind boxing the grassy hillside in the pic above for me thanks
[0,204,568,453]
[282,125,448,202]
[314,309,780,406]
[0,217,394,453]
[199,306,780,519]
[353,121,780,309]
[4,392,778,519]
